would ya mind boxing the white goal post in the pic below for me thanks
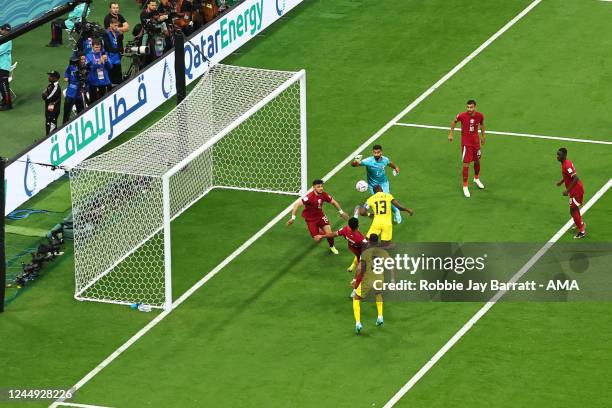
[70,64,307,310]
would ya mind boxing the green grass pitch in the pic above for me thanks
[2,0,612,407]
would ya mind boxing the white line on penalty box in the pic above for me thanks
[394,122,612,146]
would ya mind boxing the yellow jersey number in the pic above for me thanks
[373,199,388,215]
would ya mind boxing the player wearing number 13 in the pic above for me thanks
[359,185,414,244]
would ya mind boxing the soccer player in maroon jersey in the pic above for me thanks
[556,148,586,238]
[314,217,368,271]
[287,179,350,254]
[449,100,486,197]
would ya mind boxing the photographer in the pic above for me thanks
[42,71,62,134]
[63,54,87,124]
[105,18,124,86]
[104,2,130,34]
[77,21,107,56]
[140,0,170,65]
[121,25,148,76]
[86,40,112,103]
[158,0,183,42]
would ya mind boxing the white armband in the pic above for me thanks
[291,215,296,220]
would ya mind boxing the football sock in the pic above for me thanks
[354,273,363,288]
[375,294,383,318]
[474,162,480,178]
[353,299,361,324]
[327,237,335,247]
[462,167,469,187]
[571,208,585,233]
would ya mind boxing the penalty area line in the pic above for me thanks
[383,178,612,408]
[394,123,612,146]
[51,0,542,406]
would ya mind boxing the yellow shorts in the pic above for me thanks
[367,221,393,241]
[355,278,381,299]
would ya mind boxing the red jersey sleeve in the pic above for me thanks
[322,192,333,203]
[563,161,576,177]
[478,112,484,125]
[337,226,350,238]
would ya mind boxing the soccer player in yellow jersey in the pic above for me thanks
[359,184,414,245]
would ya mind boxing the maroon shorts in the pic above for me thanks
[569,187,584,209]
[462,145,482,163]
[349,245,362,260]
[306,216,330,237]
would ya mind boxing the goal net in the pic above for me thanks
[70,64,307,310]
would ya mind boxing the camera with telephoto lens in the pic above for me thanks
[124,40,149,56]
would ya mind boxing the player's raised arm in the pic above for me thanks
[449,118,458,142]
[330,198,350,220]
[351,154,363,167]
[391,198,414,216]
[286,198,304,225]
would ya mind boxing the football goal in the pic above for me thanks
[70,64,307,310]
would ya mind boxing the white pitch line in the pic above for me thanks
[51,1,542,407]
[395,122,612,145]
[53,403,115,408]
[384,178,612,408]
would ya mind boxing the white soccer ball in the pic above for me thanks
[355,180,368,193]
